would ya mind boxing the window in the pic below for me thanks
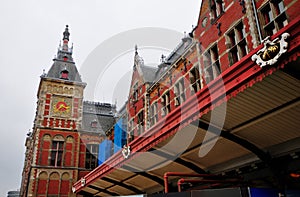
[137,110,144,135]
[60,69,69,80]
[203,45,221,84]
[189,66,201,94]
[226,22,248,65]
[50,140,64,167]
[91,120,97,128]
[174,78,186,106]
[150,102,158,126]
[85,144,99,169]
[133,82,138,101]
[211,0,224,22]
[128,119,135,142]
[259,0,288,38]
[161,91,171,117]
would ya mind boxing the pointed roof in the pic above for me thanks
[152,35,193,82]
[45,25,82,82]
[133,45,159,84]
[140,65,158,83]
[131,36,193,86]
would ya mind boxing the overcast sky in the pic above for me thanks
[0,0,201,195]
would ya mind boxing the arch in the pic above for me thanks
[61,172,70,180]
[47,84,52,92]
[64,86,69,94]
[60,172,71,195]
[53,135,65,141]
[38,171,48,180]
[49,172,60,180]
[42,134,51,141]
[66,136,74,143]
[48,172,60,195]
[37,171,48,195]
[53,85,57,93]
[39,134,52,165]
[58,86,63,94]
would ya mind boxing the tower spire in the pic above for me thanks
[63,25,70,41]
[134,45,144,68]
[46,25,82,82]
[62,25,70,51]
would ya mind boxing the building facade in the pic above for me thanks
[20,26,116,197]
[73,0,300,196]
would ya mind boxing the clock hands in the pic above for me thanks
[57,103,70,111]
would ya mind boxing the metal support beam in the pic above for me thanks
[88,185,120,196]
[122,165,165,186]
[149,148,207,174]
[193,120,272,163]
[101,177,143,194]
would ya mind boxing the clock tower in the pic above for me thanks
[20,25,86,197]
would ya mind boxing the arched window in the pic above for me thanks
[60,172,71,196]
[50,135,65,167]
[37,171,48,195]
[48,172,60,195]
[64,136,74,167]
[85,144,99,169]
[60,68,69,80]
[39,134,51,165]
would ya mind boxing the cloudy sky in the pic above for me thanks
[0,0,201,195]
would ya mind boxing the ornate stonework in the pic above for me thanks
[252,33,290,67]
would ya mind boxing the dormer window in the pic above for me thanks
[259,0,288,38]
[91,120,98,128]
[63,53,68,61]
[133,82,138,101]
[210,0,224,22]
[60,69,69,80]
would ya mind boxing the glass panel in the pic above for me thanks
[50,152,56,166]
[58,142,64,150]
[230,47,238,65]
[278,1,285,13]
[236,23,245,41]
[239,40,247,58]
[262,5,272,24]
[57,151,63,166]
[228,30,236,46]
[52,141,58,149]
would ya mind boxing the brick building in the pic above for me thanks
[73,0,300,196]
[20,26,116,197]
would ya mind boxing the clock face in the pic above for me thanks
[52,97,72,117]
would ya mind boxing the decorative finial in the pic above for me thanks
[161,54,166,63]
[135,44,138,55]
[63,25,70,41]
[41,69,46,77]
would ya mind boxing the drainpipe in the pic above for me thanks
[177,178,243,192]
[250,0,263,42]
[163,172,228,193]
